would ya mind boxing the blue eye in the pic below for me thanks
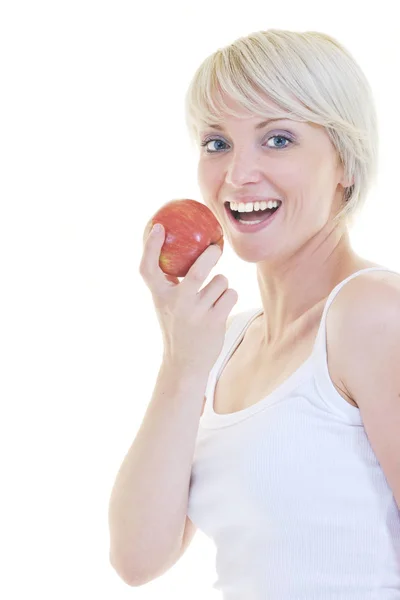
[200,135,292,153]
[266,135,292,149]
[200,138,228,153]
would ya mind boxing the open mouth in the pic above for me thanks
[225,201,282,224]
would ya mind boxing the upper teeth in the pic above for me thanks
[229,200,281,212]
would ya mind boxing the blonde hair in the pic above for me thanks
[184,29,379,228]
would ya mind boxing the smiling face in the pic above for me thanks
[196,96,351,265]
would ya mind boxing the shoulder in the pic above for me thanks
[331,268,400,324]
[329,269,400,403]
[330,269,400,509]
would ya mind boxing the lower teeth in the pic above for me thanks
[236,209,277,225]
[237,218,265,225]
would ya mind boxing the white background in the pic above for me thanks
[1,1,399,598]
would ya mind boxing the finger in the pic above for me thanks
[139,224,179,289]
[197,274,229,306]
[211,287,239,317]
[180,244,223,295]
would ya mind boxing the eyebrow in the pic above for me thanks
[204,118,289,131]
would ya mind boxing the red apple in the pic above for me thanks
[143,199,224,278]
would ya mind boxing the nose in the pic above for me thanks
[224,149,263,187]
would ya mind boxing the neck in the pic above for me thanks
[255,222,362,350]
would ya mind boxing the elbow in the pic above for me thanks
[109,551,148,587]
[109,548,178,588]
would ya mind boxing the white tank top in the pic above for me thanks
[187,267,400,599]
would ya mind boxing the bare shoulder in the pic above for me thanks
[331,269,400,319]
[326,266,399,323]
[328,268,400,402]
[327,269,400,508]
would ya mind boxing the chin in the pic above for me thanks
[230,242,279,264]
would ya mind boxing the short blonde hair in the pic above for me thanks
[184,29,379,228]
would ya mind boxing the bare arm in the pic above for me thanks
[111,219,238,586]
[108,313,237,586]
[162,312,237,567]
[108,361,209,586]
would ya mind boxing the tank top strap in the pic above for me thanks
[203,308,262,407]
[312,266,400,358]
[203,268,399,419]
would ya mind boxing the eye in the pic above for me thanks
[200,138,228,153]
[200,134,293,154]
[265,135,292,149]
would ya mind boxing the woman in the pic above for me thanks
[109,29,400,597]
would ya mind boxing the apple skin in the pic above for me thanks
[143,199,224,278]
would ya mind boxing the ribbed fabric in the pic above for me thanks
[187,267,400,599]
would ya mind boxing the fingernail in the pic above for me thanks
[152,223,162,234]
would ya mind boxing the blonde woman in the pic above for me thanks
[109,30,400,597]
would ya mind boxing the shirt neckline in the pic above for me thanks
[201,308,315,428]
[200,266,396,429]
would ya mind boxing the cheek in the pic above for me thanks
[197,161,205,186]
[277,168,306,195]
[282,159,324,193]
[197,160,221,191]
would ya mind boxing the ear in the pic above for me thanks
[338,178,354,198]
[337,158,354,188]
[339,170,354,189]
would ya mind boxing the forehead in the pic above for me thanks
[209,92,289,122]
[199,89,311,134]
[196,90,331,147]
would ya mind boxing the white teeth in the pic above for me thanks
[229,200,281,212]
[236,218,266,225]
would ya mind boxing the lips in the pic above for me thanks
[226,198,282,205]
[224,200,283,220]
[224,200,282,233]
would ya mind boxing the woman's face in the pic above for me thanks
[196,96,349,264]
